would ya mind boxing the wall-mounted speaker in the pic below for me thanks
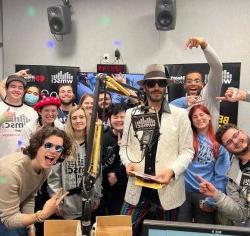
[47,5,71,35]
[155,0,176,31]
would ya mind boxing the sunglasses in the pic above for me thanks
[43,142,64,153]
[145,80,167,88]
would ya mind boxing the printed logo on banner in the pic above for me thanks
[222,70,233,84]
[51,71,74,84]
[24,75,46,83]
[170,70,233,85]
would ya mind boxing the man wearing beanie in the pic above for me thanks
[120,64,194,236]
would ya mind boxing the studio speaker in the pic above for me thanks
[155,0,176,31]
[47,5,71,35]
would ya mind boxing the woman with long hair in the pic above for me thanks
[177,104,230,224]
[78,93,94,115]
[47,106,102,220]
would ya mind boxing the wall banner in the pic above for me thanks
[165,63,241,125]
[15,64,80,98]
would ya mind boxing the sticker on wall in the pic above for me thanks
[27,5,35,17]
[101,16,111,26]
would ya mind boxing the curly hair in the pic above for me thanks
[23,126,72,161]
[215,123,238,145]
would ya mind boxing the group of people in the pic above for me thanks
[0,36,250,236]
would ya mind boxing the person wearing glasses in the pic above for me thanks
[0,126,72,236]
[120,64,194,236]
[198,123,250,226]
[47,106,102,220]
[18,96,64,236]
[171,37,222,130]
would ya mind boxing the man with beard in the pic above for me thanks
[171,37,222,130]
[120,64,194,236]
[57,84,76,124]
[97,91,112,124]
[198,123,250,226]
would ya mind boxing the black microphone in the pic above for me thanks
[247,187,250,206]
[140,130,154,151]
[131,112,159,153]
[81,198,91,236]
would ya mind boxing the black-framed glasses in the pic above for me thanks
[43,142,64,153]
[224,130,241,147]
[145,80,167,88]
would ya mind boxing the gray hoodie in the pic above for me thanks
[214,156,250,226]
[47,143,102,219]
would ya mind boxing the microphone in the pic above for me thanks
[81,198,91,236]
[97,73,131,96]
[131,112,160,152]
[247,187,250,206]
[140,130,154,151]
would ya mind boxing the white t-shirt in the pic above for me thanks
[0,101,38,158]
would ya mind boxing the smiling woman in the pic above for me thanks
[47,106,102,220]
[177,104,230,224]
[0,126,72,236]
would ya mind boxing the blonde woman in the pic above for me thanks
[47,106,102,220]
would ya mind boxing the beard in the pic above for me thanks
[61,98,74,106]
[145,88,166,103]
[231,136,250,156]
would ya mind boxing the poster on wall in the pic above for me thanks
[165,62,241,126]
[15,65,80,98]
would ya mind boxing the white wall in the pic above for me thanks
[2,0,250,134]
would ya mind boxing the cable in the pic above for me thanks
[124,108,146,164]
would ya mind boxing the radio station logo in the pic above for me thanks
[24,74,46,83]
[51,71,74,84]
[132,113,159,131]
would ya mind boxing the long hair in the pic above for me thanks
[64,106,90,159]
[188,104,219,159]
[78,93,94,108]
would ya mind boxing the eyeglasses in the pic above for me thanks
[224,130,240,147]
[145,80,167,88]
[43,142,64,153]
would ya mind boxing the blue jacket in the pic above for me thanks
[185,134,230,207]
